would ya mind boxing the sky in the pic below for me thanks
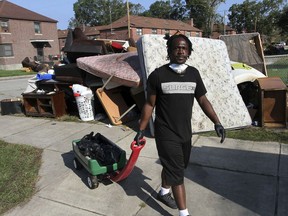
[8,0,244,30]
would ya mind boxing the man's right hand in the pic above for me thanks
[134,130,144,145]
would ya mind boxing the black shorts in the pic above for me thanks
[155,139,192,186]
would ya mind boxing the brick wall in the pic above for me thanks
[0,19,59,70]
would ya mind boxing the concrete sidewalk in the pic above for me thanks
[1,115,287,216]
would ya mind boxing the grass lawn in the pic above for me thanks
[200,126,288,144]
[0,140,42,214]
[266,57,288,85]
[0,69,35,77]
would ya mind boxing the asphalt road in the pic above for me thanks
[0,75,34,101]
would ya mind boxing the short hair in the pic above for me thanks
[166,34,193,57]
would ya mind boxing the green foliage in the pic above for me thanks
[70,0,147,28]
[129,3,145,15]
[169,0,190,20]
[228,0,286,41]
[139,0,190,20]
[0,141,42,214]
[148,1,172,19]
[186,0,210,30]
[276,5,288,35]
[185,0,225,37]
[228,0,259,33]
[72,0,126,27]
[0,70,35,77]
[201,127,288,144]
[266,57,288,85]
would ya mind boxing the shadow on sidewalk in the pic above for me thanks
[60,151,173,215]
[185,145,285,216]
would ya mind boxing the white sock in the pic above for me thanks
[179,209,189,216]
[160,187,170,195]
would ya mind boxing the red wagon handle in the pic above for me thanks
[110,138,146,182]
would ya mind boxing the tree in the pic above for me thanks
[185,0,225,37]
[148,0,172,19]
[140,0,189,20]
[129,3,145,15]
[228,0,286,41]
[276,5,288,35]
[228,0,259,33]
[170,0,190,20]
[72,0,127,27]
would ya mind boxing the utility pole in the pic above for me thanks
[109,3,113,35]
[223,10,226,35]
[127,0,130,38]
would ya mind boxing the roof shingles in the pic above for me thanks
[112,15,201,32]
[0,0,57,23]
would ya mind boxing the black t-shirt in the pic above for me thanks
[147,64,207,142]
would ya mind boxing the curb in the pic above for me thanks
[0,75,35,81]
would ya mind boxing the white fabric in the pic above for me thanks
[160,187,170,195]
[179,209,189,216]
[137,35,252,134]
[23,76,38,93]
[169,63,188,74]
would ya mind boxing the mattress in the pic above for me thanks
[77,52,142,88]
[137,34,252,134]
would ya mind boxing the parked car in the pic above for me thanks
[264,43,285,55]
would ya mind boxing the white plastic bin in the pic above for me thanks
[72,84,94,121]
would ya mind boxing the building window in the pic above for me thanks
[152,28,157,34]
[0,19,9,33]
[195,32,200,37]
[165,29,170,35]
[34,22,41,34]
[185,32,191,37]
[136,28,142,36]
[0,44,13,57]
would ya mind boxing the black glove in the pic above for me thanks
[134,130,144,145]
[214,123,225,143]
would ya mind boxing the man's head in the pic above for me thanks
[166,34,193,64]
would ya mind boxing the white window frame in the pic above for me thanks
[0,44,13,57]
[136,28,142,36]
[151,28,157,34]
[185,31,191,37]
[34,22,41,34]
[0,19,9,33]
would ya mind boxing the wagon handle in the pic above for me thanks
[110,138,146,182]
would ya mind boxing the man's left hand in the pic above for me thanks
[214,123,225,143]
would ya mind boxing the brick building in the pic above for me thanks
[0,0,59,70]
[58,15,202,51]
[100,15,202,41]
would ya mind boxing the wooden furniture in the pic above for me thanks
[23,91,66,118]
[257,77,287,128]
[95,87,136,125]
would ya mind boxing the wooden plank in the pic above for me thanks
[96,87,130,125]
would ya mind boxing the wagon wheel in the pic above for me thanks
[73,158,83,170]
[87,175,99,189]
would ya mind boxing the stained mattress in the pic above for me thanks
[77,52,142,88]
[137,34,252,134]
